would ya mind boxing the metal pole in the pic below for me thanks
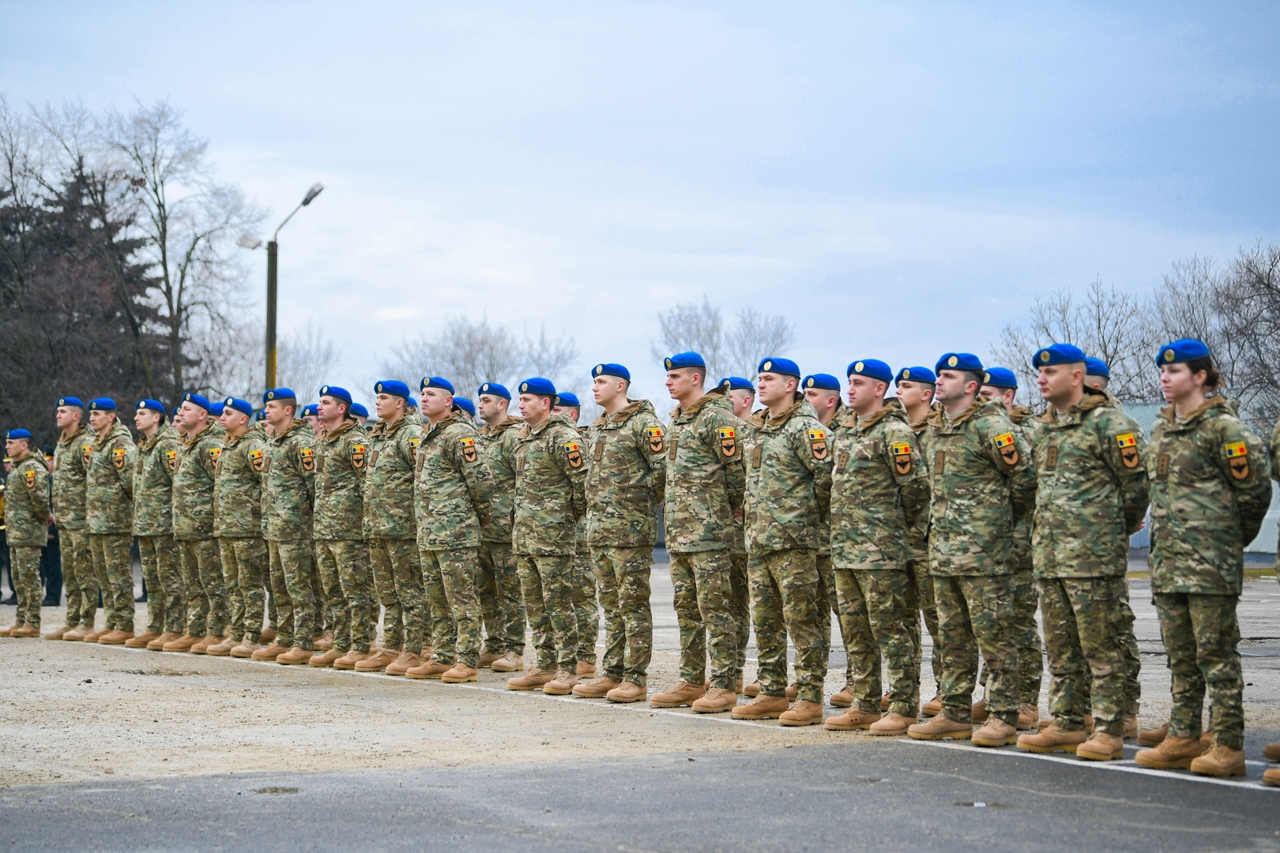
[266,240,278,390]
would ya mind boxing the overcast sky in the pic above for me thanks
[5,2,1278,407]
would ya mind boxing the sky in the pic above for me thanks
[4,1,1279,408]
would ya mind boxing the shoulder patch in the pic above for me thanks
[717,427,737,458]
[459,436,478,464]
[409,436,420,464]
[249,448,265,473]
[81,444,92,465]
[165,449,177,471]
[111,447,126,470]
[208,447,222,465]
[564,440,584,469]
[24,469,36,489]
[645,425,664,453]
[299,446,315,472]
[807,428,829,460]
[351,443,367,469]
[993,431,1019,466]
[1115,433,1140,469]
[1225,441,1250,480]
[890,441,913,475]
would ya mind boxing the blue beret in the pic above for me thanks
[182,392,211,411]
[254,409,266,421]
[983,367,1018,389]
[208,401,225,416]
[222,397,253,417]
[935,353,983,374]
[171,405,182,417]
[846,360,894,385]
[718,376,754,392]
[758,357,801,379]
[895,366,936,386]
[374,380,411,400]
[420,376,455,395]
[263,388,296,403]
[592,363,630,381]
[318,385,352,405]
[349,402,369,419]
[88,398,117,411]
[804,373,842,391]
[555,392,581,408]
[136,399,166,414]
[453,397,476,417]
[56,396,84,409]
[518,377,556,397]
[1156,338,1211,366]
[301,403,319,417]
[1084,357,1110,378]
[1032,343,1087,367]
[664,352,706,371]
[478,382,510,400]
[406,397,417,408]
[7,429,32,440]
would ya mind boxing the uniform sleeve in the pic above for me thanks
[27,464,51,518]
[1095,410,1151,535]
[120,442,137,500]
[792,422,833,517]
[296,435,316,501]
[1216,419,1273,545]
[550,428,588,521]
[198,437,221,480]
[884,425,928,529]
[453,429,495,528]
[984,416,1037,524]
[637,413,667,505]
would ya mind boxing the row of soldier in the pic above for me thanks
[2,339,1277,785]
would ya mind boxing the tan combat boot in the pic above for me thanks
[507,666,555,690]
[189,633,222,654]
[972,717,1018,747]
[1137,723,1168,747]
[147,632,179,651]
[125,630,160,648]
[824,709,881,731]
[691,687,738,714]
[1263,743,1280,762]
[441,663,479,683]
[62,626,90,641]
[407,659,454,680]
[650,680,705,708]
[44,625,72,641]
[491,652,522,673]
[276,646,313,665]
[251,642,286,661]
[1077,731,1124,761]
[308,649,343,667]
[869,712,915,736]
[1017,725,1087,754]
[575,661,596,677]
[478,652,502,668]
[1017,704,1041,730]
[229,640,260,658]
[333,649,369,670]
[385,651,422,676]
[355,648,399,672]
[780,700,824,727]
[921,695,942,717]
[83,628,108,643]
[1134,736,1207,770]
[205,638,236,656]
[543,670,579,695]
[829,685,854,708]
[95,628,130,645]
[314,633,334,652]
[1265,768,1280,787]
[164,632,201,652]
[971,700,989,723]
[880,693,892,712]
[605,682,647,703]
[11,625,41,638]
[743,680,761,698]
[258,628,277,645]
[908,715,973,741]
[572,677,622,698]
[1190,744,1246,777]
[731,694,790,721]
[1123,714,1139,739]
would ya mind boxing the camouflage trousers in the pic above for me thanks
[89,533,134,632]
[590,545,653,686]
[933,574,1019,725]
[176,538,226,637]
[421,547,482,668]
[1119,588,1142,716]
[815,553,848,683]
[904,558,939,687]
[369,539,425,654]
[9,546,42,627]
[1154,592,1244,750]
[729,552,750,674]
[670,549,743,689]
[315,540,375,654]
[1038,576,1127,735]
[748,548,826,704]
[478,539,523,656]
[267,593,277,632]
[220,537,267,644]
[138,535,183,634]
[516,552,578,671]
[271,538,317,651]
[571,543,600,665]
[978,569,1043,706]
[835,567,919,716]
[58,526,94,628]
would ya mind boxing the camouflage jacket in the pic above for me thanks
[1030,389,1149,579]
[921,398,1035,576]
[415,411,494,550]
[171,422,222,541]
[1149,397,1271,595]
[363,415,423,541]
[585,399,666,547]
[664,389,745,554]
[743,396,832,553]
[1007,405,1041,571]
[812,399,845,556]
[478,415,522,543]
[829,399,927,570]
[511,413,586,556]
[52,423,91,530]
[215,424,268,539]
[85,421,135,534]
[262,419,316,542]
[905,402,943,564]
[5,453,50,547]
[132,423,180,537]
[313,419,367,541]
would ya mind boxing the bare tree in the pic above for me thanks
[651,299,794,382]
[1216,242,1280,429]
[723,306,796,380]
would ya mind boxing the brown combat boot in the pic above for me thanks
[308,649,343,667]
[385,652,422,676]
[276,646,312,665]
[441,663,479,683]
[10,625,40,638]
[1265,768,1280,787]
[478,652,502,668]
[95,628,132,645]
[355,648,399,672]
[188,633,222,654]
[507,666,555,690]
[491,652,522,673]
[880,693,892,712]
[258,628,277,645]
[575,661,596,677]
[333,649,369,670]
[163,632,201,652]
[251,642,286,661]
[1263,743,1280,762]
[62,626,90,641]
[692,687,738,714]
[205,638,236,656]
[606,681,647,703]
[572,676,622,698]
[147,632,179,651]
[1135,735,1207,770]
[1190,744,1246,777]
[921,695,942,717]
[731,694,790,721]
[780,700,824,727]
[229,640,260,658]
[1124,714,1139,739]
[125,630,160,648]
[314,633,334,652]
[829,685,854,708]
[824,709,881,731]
[972,717,1018,747]
[1017,725,1087,754]
[650,680,705,708]
[908,715,974,741]
[743,680,761,698]
[971,700,989,723]
[1017,704,1041,730]
[869,712,915,736]
[1077,731,1125,761]
[543,670,579,695]
[83,628,108,642]
[1137,723,1168,746]
[407,659,453,680]
[44,625,72,641]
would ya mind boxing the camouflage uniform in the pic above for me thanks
[313,419,374,654]
[814,400,846,684]
[85,422,136,631]
[743,397,833,704]
[263,419,318,650]
[1030,388,1150,735]
[1148,397,1270,750]
[665,388,747,689]
[52,424,94,628]
[571,428,601,666]
[365,415,427,655]
[830,399,928,716]
[1003,406,1046,707]
[921,399,1036,726]
[417,411,494,668]
[512,413,587,671]
[5,453,49,628]
[478,415,525,657]
[133,423,183,635]
[215,424,269,644]
[906,403,943,687]
[172,422,226,637]
[584,400,666,686]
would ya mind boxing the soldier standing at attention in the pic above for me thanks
[83,398,136,644]
[552,391,600,677]
[722,377,756,422]
[733,358,832,726]
[360,381,428,675]
[128,400,183,650]
[48,398,94,641]
[1084,357,1111,393]
[1134,340,1271,778]
[405,377,494,683]
[475,383,525,673]
[907,353,1035,747]
[0,430,49,637]
[716,377,754,693]
[571,364,665,703]
[505,378,587,693]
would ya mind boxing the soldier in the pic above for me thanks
[48,397,94,641]
[83,399,137,644]
[721,376,756,421]
[906,353,1035,747]
[360,381,428,675]
[0,430,49,637]
[252,388,318,664]
[552,391,599,676]
[1084,357,1110,393]
[505,377,587,693]
[571,363,665,703]
[350,402,370,428]
[405,376,494,683]
[129,400,183,650]
[717,377,754,696]
[1134,340,1271,778]
[453,397,477,424]
[475,383,526,673]
[302,403,321,434]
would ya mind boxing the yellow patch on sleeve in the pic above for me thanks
[993,432,1015,449]
[1115,433,1137,449]
[891,442,912,456]
[1224,441,1248,458]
